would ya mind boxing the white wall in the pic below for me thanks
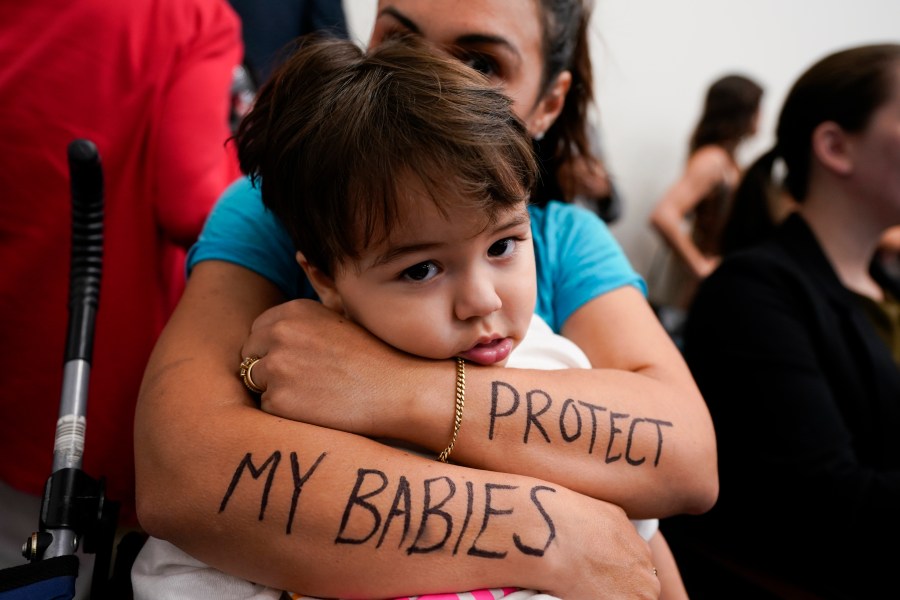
[343,1,376,47]
[343,0,900,276]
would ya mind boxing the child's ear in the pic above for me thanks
[295,251,344,313]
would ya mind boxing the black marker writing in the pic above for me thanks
[453,481,475,555]
[287,451,326,534]
[627,418,673,466]
[525,390,552,443]
[577,400,608,454]
[336,469,388,545]
[559,398,582,443]
[489,381,519,439]
[219,451,281,520]
[377,475,412,549]
[514,485,556,556]
[489,380,672,466]
[221,453,561,565]
[606,412,628,464]
[468,483,515,559]
[408,477,456,555]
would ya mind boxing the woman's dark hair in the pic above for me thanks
[234,35,537,277]
[537,0,596,169]
[720,149,781,255]
[721,43,900,255]
[689,74,763,153]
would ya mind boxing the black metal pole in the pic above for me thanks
[34,139,105,562]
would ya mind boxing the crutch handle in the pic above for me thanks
[65,139,103,363]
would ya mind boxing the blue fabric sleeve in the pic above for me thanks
[186,176,306,299]
[530,201,646,333]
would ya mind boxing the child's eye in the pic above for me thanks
[402,261,439,282]
[488,237,517,258]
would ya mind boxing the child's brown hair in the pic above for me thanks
[235,34,537,277]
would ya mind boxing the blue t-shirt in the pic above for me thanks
[187,177,646,333]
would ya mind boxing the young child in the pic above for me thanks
[132,35,685,600]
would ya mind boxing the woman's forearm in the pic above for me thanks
[141,400,604,597]
[412,362,715,519]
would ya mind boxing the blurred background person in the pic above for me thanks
[717,160,798,258]
[662,43,900,598]
[227,0,348,89]
[647,74,763,339]
[0,0,242,595]
[224,0,349,132]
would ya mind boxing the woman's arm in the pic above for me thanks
[250,289,717,519]
[649,147,728,279]
[134,261,660,599]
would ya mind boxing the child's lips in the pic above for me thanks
[459,337,513,365]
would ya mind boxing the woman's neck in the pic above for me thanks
[800,195,884,300]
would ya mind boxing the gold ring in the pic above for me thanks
[239,356,265,394]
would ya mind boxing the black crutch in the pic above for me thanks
[0,139,118,600]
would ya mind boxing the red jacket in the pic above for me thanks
[0,0,242,524]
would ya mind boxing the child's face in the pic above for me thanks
[310,188,536,367]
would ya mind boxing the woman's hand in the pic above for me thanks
[542,489,661,599]
[243,299,440,440]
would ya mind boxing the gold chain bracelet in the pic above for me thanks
[437,357,466,463]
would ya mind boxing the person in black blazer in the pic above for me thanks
[661,43,900,599]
